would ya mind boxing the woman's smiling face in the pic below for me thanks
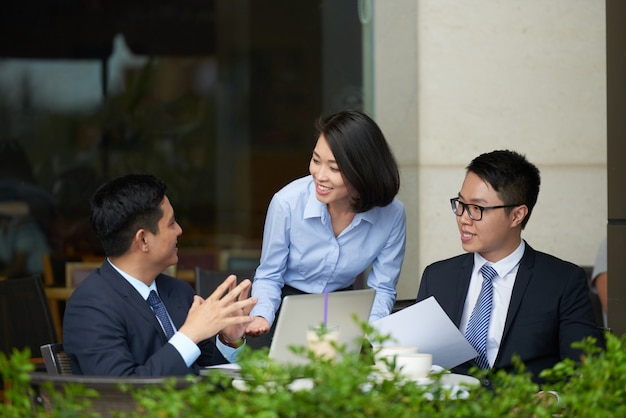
[309,134,352,209]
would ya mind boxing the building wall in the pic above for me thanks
[373,0,607,300]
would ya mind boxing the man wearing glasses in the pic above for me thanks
[417,150,603,387]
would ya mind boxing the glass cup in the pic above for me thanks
[306,324,341,360]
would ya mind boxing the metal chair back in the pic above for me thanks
[40,343,73,375]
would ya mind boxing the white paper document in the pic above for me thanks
[372,296,478,369]
[200,363,241,378]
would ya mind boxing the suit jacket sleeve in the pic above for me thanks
[496,254,604,372]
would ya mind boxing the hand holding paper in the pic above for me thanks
[372,296,478,369]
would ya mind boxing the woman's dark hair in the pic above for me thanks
[467,150,541,229]
[90,174,166,257]
[315,110,400,212]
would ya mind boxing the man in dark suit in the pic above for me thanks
[63,174,257,376]
[417,150,603,385]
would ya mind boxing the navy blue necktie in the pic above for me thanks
[465,264,497,369]
[147,290,176,339]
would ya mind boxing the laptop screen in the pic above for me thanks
[268,289,376,365]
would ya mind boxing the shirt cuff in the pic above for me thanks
[169,332,201,368]
[250,305,276,327]
[216,336,246,363]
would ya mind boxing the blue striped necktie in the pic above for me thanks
[465,264,497,369]
[147,290,176,339]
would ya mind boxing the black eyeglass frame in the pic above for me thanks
[450,197,523,221]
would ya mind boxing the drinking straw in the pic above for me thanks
[323,287,329,325]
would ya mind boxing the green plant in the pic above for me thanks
[128,321,560,418]
[2,329,624,417]
[0,348,35,417]
[0,348,98,417]
[310,322,331,338]
[540,331,626,417]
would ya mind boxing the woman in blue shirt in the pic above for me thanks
[246,110,406,340]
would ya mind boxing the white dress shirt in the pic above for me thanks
[459,241,525,367]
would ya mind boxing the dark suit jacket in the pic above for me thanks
[63,261,227,376]
[417,242,604,382]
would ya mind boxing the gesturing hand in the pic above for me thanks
[179,275,257,344]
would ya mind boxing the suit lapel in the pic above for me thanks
[101,262,170,339]
[450,254,474,326]
[499,244,535,354]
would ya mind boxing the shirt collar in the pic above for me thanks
[302,180,378,226]
[303,182,325,220]
[107,258,155,300]
[474,240,525,278]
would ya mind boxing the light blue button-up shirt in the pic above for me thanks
[250,176,406,325]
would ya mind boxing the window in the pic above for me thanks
[0,0,363,261]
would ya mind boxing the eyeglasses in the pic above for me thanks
[450,197,523,221]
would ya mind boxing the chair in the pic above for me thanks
[30,371,196,417]
[581,265,605,329]
[177,247,219,270]
[194,267,267,349]
[194,267,256,298]
[164,264,177,277]
[42,254,83,287]
[40,343,73,375]
[41,254,56,287]
[65,261,102,288]
[42,254,84,341]
[66,261,176,287]
[0,275,57,365]
[219,249,261,271]
[175,248,219,288]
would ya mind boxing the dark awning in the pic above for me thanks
[0,0,216,59]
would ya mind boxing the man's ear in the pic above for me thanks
[135,229,149,252]
[511,205,528,227]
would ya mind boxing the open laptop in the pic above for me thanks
[268,288,376,365]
